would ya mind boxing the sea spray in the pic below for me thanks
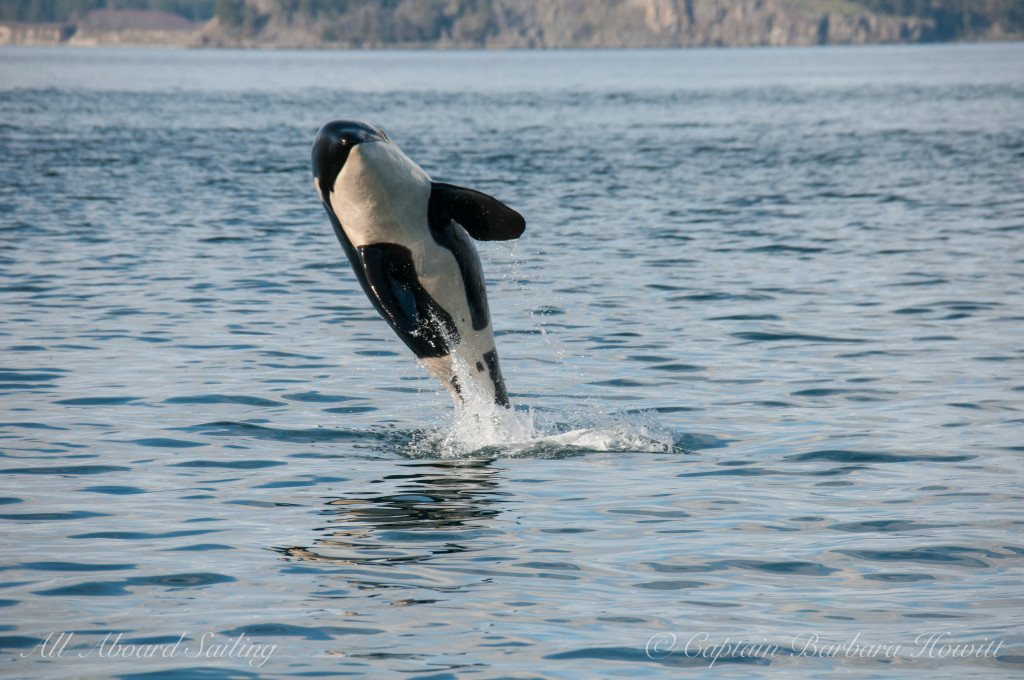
[405,399,685,459]
[399,304,686,458]
[424,328,542,456]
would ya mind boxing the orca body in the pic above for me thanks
[312,120,525,408]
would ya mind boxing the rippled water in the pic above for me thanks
[1,44,1023,678]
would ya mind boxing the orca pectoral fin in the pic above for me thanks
[357,244,421,336]
[356,243,460,358]
[430,182,526,241]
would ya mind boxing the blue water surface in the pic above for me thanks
[1,43,1023,679]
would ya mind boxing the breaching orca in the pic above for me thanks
[312,120,525,408]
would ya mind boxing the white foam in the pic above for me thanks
[405,398,680,459]
[538,421,675,453]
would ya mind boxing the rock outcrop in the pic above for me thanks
[477,0,928,48]
[191,0,930,49]
[0,22,75,45]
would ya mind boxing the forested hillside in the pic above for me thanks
[2,0,213,23]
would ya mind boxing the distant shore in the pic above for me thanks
[1,0,1020,51]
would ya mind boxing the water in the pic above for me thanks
[1,43,1023,678]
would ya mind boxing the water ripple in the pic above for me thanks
[2,45,1022,680]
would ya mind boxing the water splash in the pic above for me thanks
[384,265,688,459]
[399,400,685,459]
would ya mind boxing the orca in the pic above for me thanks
[312,120,525,408]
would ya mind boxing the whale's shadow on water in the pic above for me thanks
[273,459,506,568]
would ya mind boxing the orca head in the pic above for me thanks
[312,120,390,202]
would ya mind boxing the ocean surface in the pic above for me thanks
[1,43,1023,679]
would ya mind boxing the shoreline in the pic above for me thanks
[2,38,1021,50]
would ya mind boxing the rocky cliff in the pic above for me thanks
[2,0,1012,49]
[200,0,931,48]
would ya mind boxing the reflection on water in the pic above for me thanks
[279,461,505,566]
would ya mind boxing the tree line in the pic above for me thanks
[854,0,1023,40]
[1,0,214,23]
